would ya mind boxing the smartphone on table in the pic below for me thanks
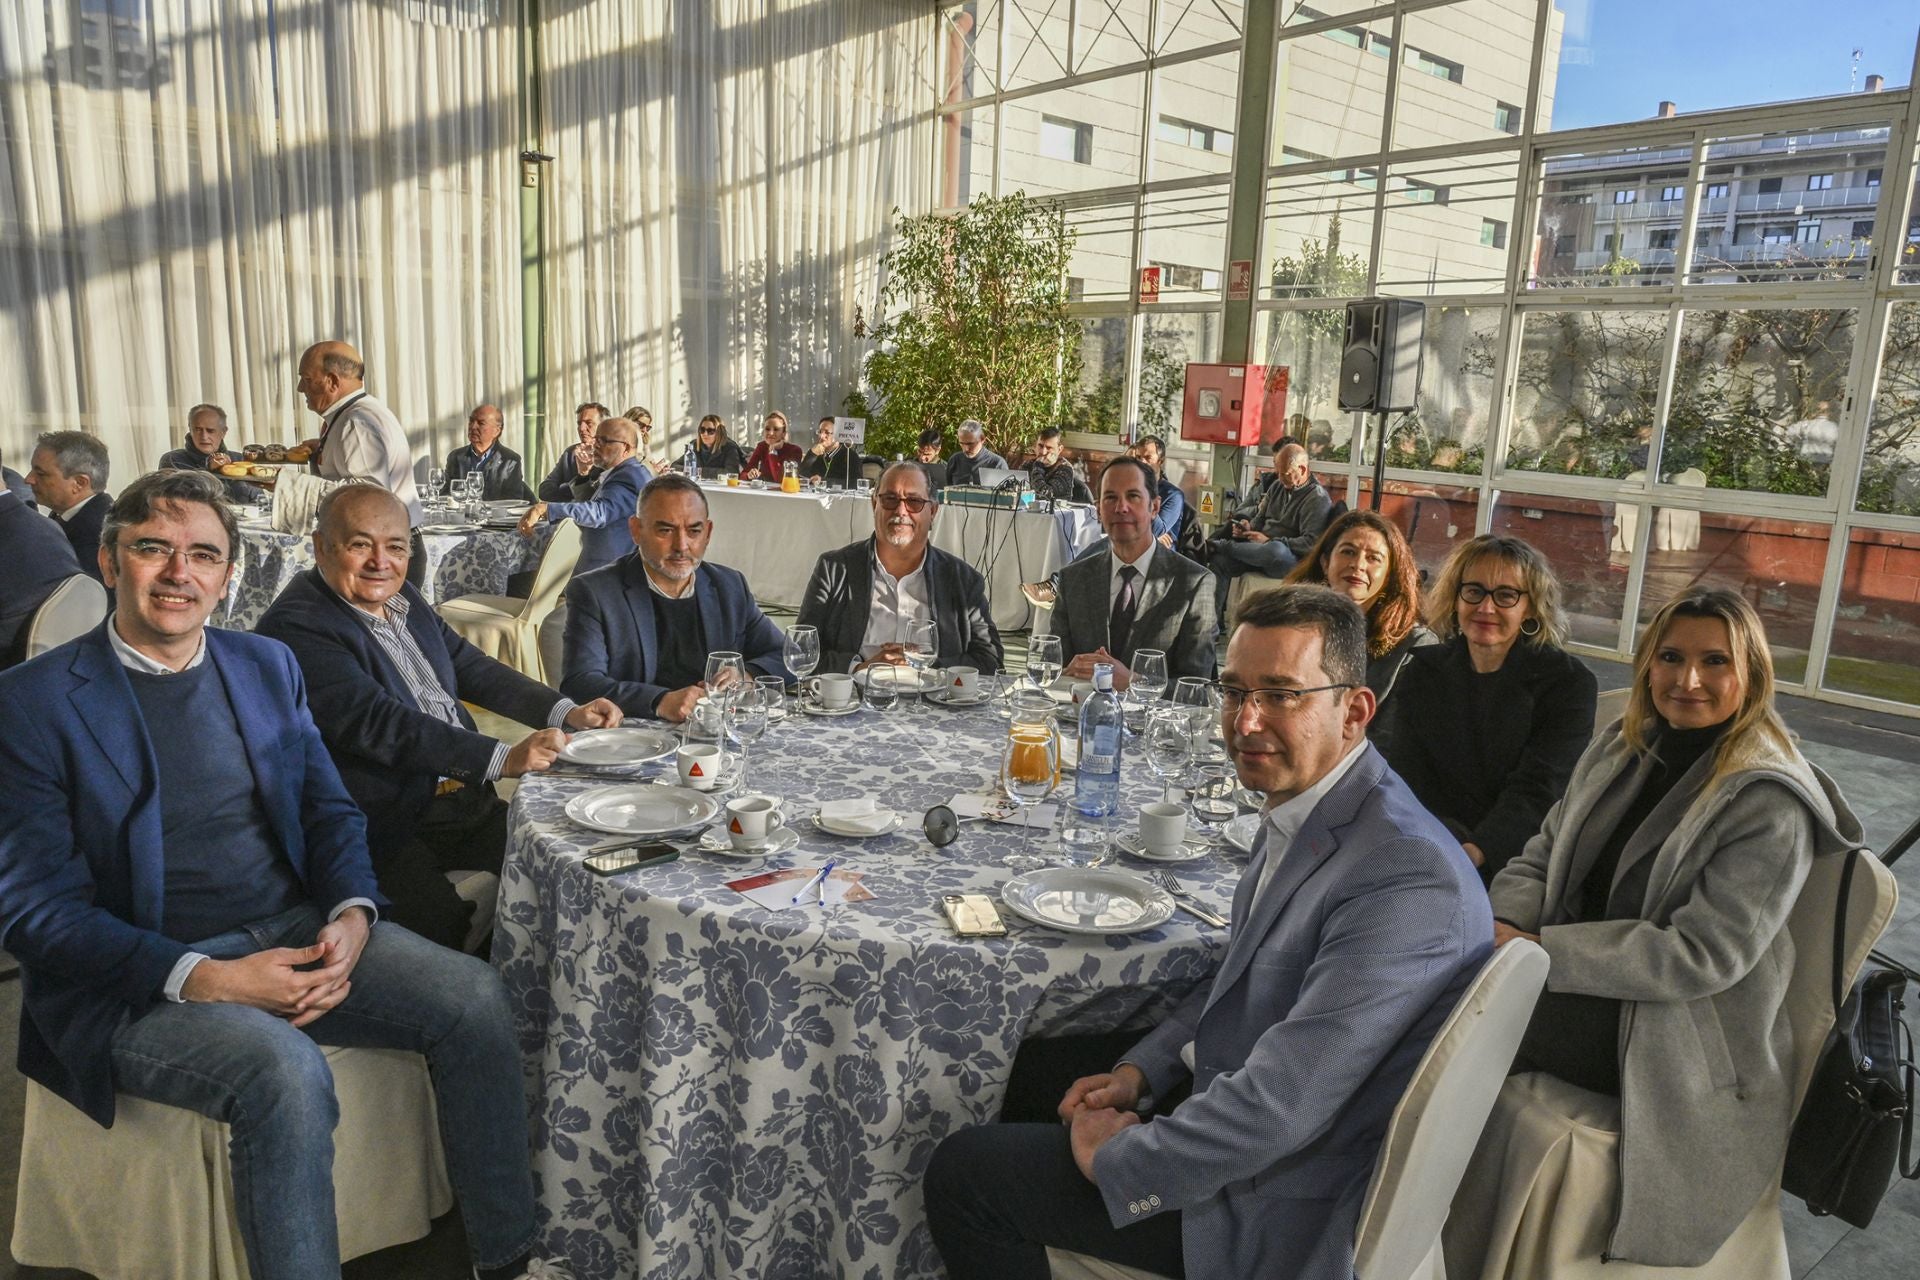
[583,842,680,875]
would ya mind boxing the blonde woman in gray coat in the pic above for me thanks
[1475,587,1862,1268]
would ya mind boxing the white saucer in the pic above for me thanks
[1113,831,1211,863]
[800,698,861,717]
[812,809,902,838]
[700,826,800,857]
[927,688,992,708]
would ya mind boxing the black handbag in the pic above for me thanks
[1782,848,1919,1228]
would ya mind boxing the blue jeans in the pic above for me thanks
[108,904,535,1280]
[1210,538,1298,615]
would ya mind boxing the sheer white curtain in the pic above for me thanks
[0,1,522,482]
[538,0,933,468]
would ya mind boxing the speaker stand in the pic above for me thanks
[1368,410,1388,512]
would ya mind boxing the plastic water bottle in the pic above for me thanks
[1064,664,1123,866]
[684,441,699,480]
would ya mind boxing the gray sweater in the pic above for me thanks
[1252,477,1333,556]
[1489,722,1862,1265]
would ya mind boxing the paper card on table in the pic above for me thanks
[727,866,875,910]
[949,794,1060,828]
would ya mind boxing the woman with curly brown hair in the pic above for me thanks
[1280,508,1437,706]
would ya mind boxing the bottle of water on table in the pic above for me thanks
[1063,663,1122,867]
[684,441,699,480]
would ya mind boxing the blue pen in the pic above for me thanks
[791,858,838,906]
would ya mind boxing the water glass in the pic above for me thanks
[856,477,871,497]
[1026,633,1063,692]
[1188,764,1238,838]
[1143,706,1193,803]
[754,674,786,722]
[863,666,901,712]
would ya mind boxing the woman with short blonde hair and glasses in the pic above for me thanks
[1378,534,1597,882]
[1450,588,1863,1271]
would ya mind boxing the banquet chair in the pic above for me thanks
[436,518,581,682]
[1442,849,1898,1280]
[11,1046,453,1279]
[1047,939,1551,1280]
[448,867,500,953]
[23,572,109,659]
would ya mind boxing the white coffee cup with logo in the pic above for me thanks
[676,743,726,791]
[808,673,857,709]
[947,666,981,699]
[725,794,781,849]
[1138,801,1188,856]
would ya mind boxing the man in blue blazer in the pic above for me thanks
[562,472,789,722]
[928,585,1492,1280]
[517,413,649,576]
[257,484,623,948]
[0,470,554,1280]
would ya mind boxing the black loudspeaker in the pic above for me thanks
[1338,298,1425,412]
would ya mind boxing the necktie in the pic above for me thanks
[1110,565,1139,662]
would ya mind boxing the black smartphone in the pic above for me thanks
[583,843,680,875]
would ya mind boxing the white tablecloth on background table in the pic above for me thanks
[494,698,1237,1279]
[700,484,1101,631]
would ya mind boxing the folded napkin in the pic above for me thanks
[817,798,894,835]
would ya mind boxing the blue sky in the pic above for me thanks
[1550,0,1918,130]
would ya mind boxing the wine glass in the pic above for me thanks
[726,682,771,791]
[1026,633,1063,693]
[903,618,938,715]
[1143,705,1193,804]
[1000,727,1058,872]
[1125,647,1169,733]
[1188,763,1238,841]
[783,625,820,714]
[426,466,446,504]
[704,650,747,708]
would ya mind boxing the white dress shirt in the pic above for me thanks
[1253,737,1369,901]
[317,389,422,524]
[860,547,932,660]
[1109,541,1155,613]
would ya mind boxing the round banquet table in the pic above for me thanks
[494,694,1242,1279]
[220,520,552,630]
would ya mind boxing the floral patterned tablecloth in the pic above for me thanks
[219,521,551,630]
[495,698,1242,1280]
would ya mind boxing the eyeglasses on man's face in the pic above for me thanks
[1216,681,1353,718]
[594,436,632,451]
[876,493,929,513]
[1456,582,1526,609]
[123,539,230,569]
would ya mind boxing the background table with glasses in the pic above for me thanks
[494,693,1240,1280]
[220,520,553,630]
[699,483,1102,632]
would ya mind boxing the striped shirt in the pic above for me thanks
[348,592,510,780]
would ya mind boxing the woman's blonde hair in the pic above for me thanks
[1621,587,1796,786]
[1284,509,1423,658]
[699,414,729,441]
[1423,534,1569,649]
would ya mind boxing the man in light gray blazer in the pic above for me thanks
[1055,457,1215,689]
[928,586,1492,1280]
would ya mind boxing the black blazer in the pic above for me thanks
[256,569,563,858]
[445,443,534,502]
[538,452,604,503]
[692,439,747,476]
[0,491,83,670]
[56,493,110,583]
[1378,634,1598,880]
[800,444,861,488]
[797,538,1003,675]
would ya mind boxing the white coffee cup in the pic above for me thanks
[947,666,980,698]
[809,673,857,709]
[676,743,726,791]
[1071,680,1097,706]
[725,794,781,849]
[1139,801,1188,855]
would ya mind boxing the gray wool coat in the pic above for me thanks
[1488,721,1863,1266]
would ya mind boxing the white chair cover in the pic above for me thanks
[11,1046,453,1279]
[436,518,582,682]
[1443,851,1898,1280]
[1049,940,1552,1280]
[1653,468,1707,553]
[24,573,109,659]
[447,867,500,954]
[271,470,330,534]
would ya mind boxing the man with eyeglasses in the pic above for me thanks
[517,415,651,576]
[800,416,862,488]
[927,585,1491,1280]
[796,462,1002,676]
[942,419,1007,489]
[0,469,568,1280]
[259,483,623,948]
[1054,457,1215,690]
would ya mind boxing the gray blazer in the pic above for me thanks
[1489,722,1863,1266]
[1054,546,1215,681]
[1095,746,1493,1279]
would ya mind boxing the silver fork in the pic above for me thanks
[1151,872,1228,929]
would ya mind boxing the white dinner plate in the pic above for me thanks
[419,523,476,534]
[699,826,800,858]
[1223,813,1262,856]
[812,809,902,838]
[853,666,943,693]
[1113,831,1211,863]
[487,499,530,512]
[1000,868,1175,935]
[558,726,679,768]
[926,688,992,708]
[564,784,720,837]
[800,697,862,718]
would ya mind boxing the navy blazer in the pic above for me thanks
[546,457,648,576]
[57,491,111,582]
[2,465,31,505]
[0,490,83,670]
[561,554,790,718]
[796,538,1003,675]
[1094,746,1492,1279]
[256,570,563,859]
[444,443,534,503]
[0,625,382,1126]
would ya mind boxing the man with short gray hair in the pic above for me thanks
[445,403,533,503]
[1208,442,1332,622]
[943,419,1008,489]
[159,404,263,504]
[29,430,113,582]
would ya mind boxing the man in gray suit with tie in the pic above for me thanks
[927,586,1492,1279]
[1055,457,1215,689]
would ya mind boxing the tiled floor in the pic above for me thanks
[4,648,1916,1279]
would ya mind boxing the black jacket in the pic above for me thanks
[54,493,110,583]
[256,569,563,859]
[158,440,266,503]
[797,538,1003,675]
[0,491,83,669]
[800,444,862,488]
[692,438,748,476]
[1378,634,1598,880]
[538,452,604,503]
[445,443,534,503]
